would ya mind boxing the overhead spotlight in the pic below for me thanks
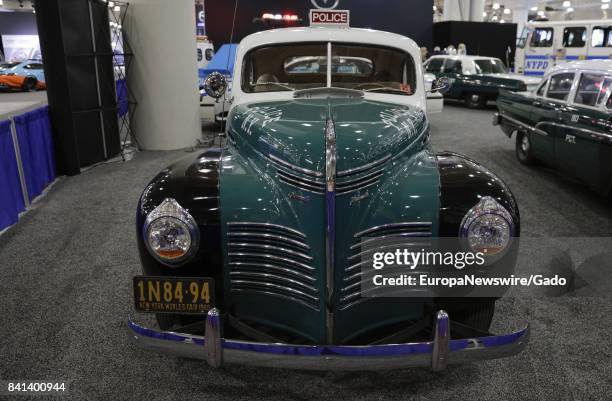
[567,7,574,12]
[602,3,610,9]
[492,3,500,10]
[504,8,511,14]
[562,1,571,7]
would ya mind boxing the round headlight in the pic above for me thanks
[143,198,199,266]
[459,196,514,257]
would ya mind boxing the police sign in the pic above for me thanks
[309,9,350,27]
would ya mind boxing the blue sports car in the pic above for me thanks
[0,60,46,91]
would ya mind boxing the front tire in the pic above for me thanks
[22,77,37,91]
[464,93,487,109]
[516,131,536,165]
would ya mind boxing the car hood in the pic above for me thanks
[228,97,428,174]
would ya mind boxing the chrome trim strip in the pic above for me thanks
[277,172,325,194]
[229,271,318,292]
[227,232,311,250]
[337,154,392,177]
[431,310,450,371]
[276,170,325,186]
[325,117,336,344]
[500,113,548,136]
[227,222,306,238]
[231,280,319,302]
[231,289,320,311]
[337,179,381,196]
[228,262,316,280]
[228,252,315,271]
[336,175,382,195]
[354,222,433,238]
[349,232,432,250]
[536,121,612,143]
[268,154,324,178]
[228,242,312,261]
[337,168,385,185]
[347,242,430,261]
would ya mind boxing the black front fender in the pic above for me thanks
[436,151,520,237]
[136,148,223,294]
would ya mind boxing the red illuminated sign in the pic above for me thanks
[309,9,350,27]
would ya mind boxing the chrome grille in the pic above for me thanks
[266,154,325,195]
[339,222,433,310]
[227,222,320,310]
[336,155,391,196]
[266,153,392,196]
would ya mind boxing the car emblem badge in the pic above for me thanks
[570,114,579,123]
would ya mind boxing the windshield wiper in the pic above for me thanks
[250,82,295,91]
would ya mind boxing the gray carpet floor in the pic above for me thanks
[0,103,611,400]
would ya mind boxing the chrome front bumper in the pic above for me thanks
[128,309,529,371]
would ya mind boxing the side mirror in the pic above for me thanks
[429,76,450,93]
[203,71,228,99]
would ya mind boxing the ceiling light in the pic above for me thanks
[433,5,437,11]
[567,7,574,12]
[603,0,610,3]
[500,19,505,23]
[492,15,499,20]
[108,1,114,7]
[492,3,500,10]
[113,5,120,11]
[482,11,487,17]
[504,8,511,14]
[562,1,571,7]
[530,6,538,11]
[0,0,4,6]
[602,3,610,9]
[537,10,545,16]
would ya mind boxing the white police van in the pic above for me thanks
[516,20,612,76]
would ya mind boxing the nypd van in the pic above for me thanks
[516,20,612,76]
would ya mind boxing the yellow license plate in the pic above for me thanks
[133,276,214,314]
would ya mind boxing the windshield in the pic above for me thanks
[474,59,508,74]
[242,42,416,96]
[0,62,19,71]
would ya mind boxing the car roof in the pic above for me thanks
[427,55,500,61]
[239,27,420,55]
[551,59,612,74]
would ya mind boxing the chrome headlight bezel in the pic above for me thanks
[143,198,200,267]
[459,196,515,260]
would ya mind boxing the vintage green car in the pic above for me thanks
[128,24,528,370]
[424,55,541,108]
[494,60,612,195]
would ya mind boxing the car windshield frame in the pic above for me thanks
[241,41,417,96]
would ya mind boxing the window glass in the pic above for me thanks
[474,59,508,74]
[591,26,612,47]
[563,27,586,48]
[574,73,604,106]
[443,59,462,73]
[597,77,612,108]
[531,28,554,47]
[242,42,416,95]
[546,73,575,101]
[425,58,444,73]
[536,79,548,96]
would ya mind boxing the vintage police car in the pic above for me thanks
[424,55,541,108]
[129,16,528,370]
[494,60,612,195]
